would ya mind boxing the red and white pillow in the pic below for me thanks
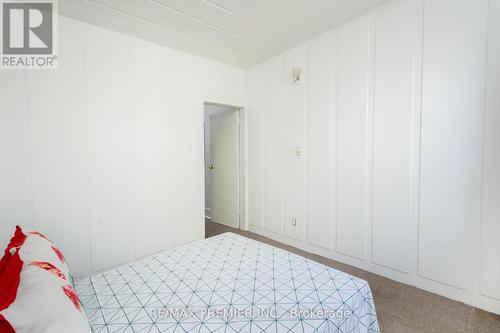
[0,226,91,333]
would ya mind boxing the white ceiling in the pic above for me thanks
[60,0,391,68]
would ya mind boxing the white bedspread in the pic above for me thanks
[76,232,380,332]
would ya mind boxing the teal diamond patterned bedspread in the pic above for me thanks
[75,232,380,332]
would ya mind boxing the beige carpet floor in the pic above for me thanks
[205,221,500,333]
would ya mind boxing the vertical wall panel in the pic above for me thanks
[306,34,333,249]
[372,0,418,273]
[84,26,135,272]
[336,16,371,260]
[247,66,265,229]
[419,0,488,289]
[283,46,306,241]
[0,72,33,248]
[27,18,91,277]
[130,40,172,259]
[263,58,284,235]
[162,55,205,248]
[479,0,500,300]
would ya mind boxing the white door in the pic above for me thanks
[209,110,239,228]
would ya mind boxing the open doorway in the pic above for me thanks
[204,103,244,232]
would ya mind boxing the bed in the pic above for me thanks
[75,232,380,332]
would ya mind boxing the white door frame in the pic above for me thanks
[203,102,247,231]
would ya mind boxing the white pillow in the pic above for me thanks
[1,262,92,333]
[0,227,92,333]
[18,231,72,285]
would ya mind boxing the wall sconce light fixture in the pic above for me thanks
[292,68,302,83]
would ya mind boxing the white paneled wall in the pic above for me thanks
[0,16,246,277]
[306,33,334,250]
[480,0,500,301]
[130,42,171,259]
[372,0,421,274]
[335,15,371,261]
[0,73,33,246]
[262,58,283,235]
[419,0,488,290]
[247,66,265,230]
[247,0,500,314]
[26,21,92,275]
[283,46,306,241]
[84,25,136,273]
